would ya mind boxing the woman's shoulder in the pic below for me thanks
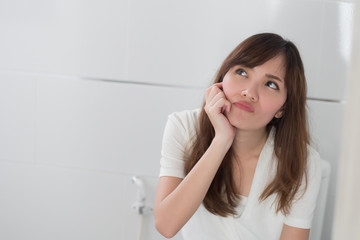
[168,108,201,120]
[164,109,201,153]
[167,108,201,131]
[307,145,320,161]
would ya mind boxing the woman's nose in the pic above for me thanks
[241,87,258,102]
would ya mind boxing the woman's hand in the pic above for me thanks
[155,83,236,238]
[204,82,236,146]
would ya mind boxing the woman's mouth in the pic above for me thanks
[234,101,254,112]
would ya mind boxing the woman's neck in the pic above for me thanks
[232,128,268,162]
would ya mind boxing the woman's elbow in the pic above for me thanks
[154,214,179,238]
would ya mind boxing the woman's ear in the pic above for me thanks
[275,103,287,119]
[275,110,284,119]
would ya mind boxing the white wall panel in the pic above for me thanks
[0,72,36,163]
[0,161,135,240]
[0,160,182,240]
[0,0,128,80]
[127,0,353,103]
[127,0,270,87]
[307,99,345,240]
[315,0,355,101]
[263,0,324,100]
[36,76,204,177]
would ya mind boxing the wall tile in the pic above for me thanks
[323,0,355,3]
[0,161,182,240]
[315,0,355,100]
[127,0,353,104]
[36,76,204,176]
[0,0,128,80]
[127,0,355,103]
[0,161,129,239]
[127,0,272,87]
[0,72,36,163]
[263,0,324,100]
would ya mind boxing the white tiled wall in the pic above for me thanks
[0,0,355,239]
[0,160,142,240]
[0,71,200,240]
[35,75,203,176]
[127,0,270,87]
[0,72,36,164]
[0,0,129,80]
[315,0,354,101]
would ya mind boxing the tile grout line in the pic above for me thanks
[0,69,345,102]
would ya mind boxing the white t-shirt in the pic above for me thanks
[159,109,322,240]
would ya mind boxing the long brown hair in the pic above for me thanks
[184,33,309,217]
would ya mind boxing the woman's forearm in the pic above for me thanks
[154,136,230,238]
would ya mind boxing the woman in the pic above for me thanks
[154,33,322,240]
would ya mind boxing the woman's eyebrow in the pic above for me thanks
[265,73,283,82]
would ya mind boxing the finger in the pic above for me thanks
[207,96,224,111]
[224,100,231,113]
[206,84,224,103]
[206,82,223,96]
[206,87,220,104]
[208,91,231,114]
[208,91,225,107]
[216,96,231,114]
[213,82,223,89]
[205,83,218,94]
[210,97,227,113]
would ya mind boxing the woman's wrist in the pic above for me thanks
[211,135,233,153]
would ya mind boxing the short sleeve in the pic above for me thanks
[284,148,322,229]
[159,110,199,178]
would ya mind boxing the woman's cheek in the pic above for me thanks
[221,80,232,99]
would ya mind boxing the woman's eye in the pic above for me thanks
[236,69,247,77]
[266,81,279,90]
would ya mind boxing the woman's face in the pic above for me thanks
[222,54,287,131]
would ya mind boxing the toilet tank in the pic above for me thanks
[310,159,331,240]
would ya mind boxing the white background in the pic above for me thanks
[0,0,356,239]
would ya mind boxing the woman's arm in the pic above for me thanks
[280,224,310,240]
[154,136,230,238]
[154,83,234,238]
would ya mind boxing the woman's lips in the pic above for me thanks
[234,101,254,112]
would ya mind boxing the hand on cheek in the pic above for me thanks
[204,83,235,144]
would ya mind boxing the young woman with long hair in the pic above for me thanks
[154,33,322,240]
